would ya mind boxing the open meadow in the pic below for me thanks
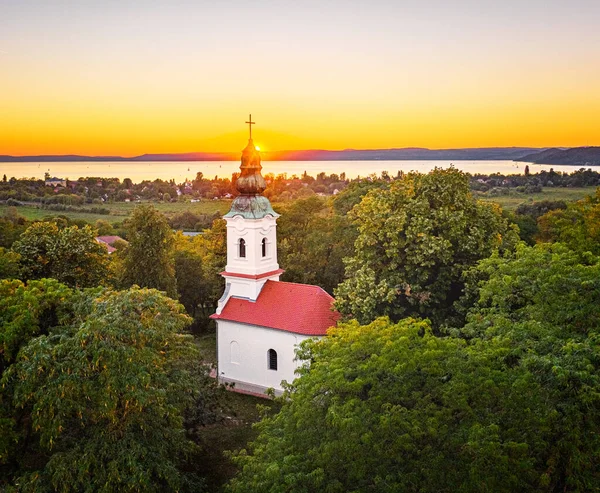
[2,188,596,224]
[0,199,233,224]
[477,186,596,210]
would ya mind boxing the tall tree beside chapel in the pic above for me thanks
[277,196,357,294]
[335,167,519,327]
[120,205,177,297]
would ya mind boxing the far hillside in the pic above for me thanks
[517,146,600,166]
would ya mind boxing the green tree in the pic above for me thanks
[0,248,20,280]
[0,279,74,466]
[277,197,357,294]
[228,317,535,493]
[94,219,115,236]
[120,205,177,297]
[537,188,600,255]
[456,243,600,491]
[174,250,208,321]
[229,244,600,492]
[507,200,567,245]
[0,278,73,376]
[0,207,28,248]
[331,178,389,215]
[335,168,519,327]
[12,222,110,288]
[172,219,227,331]
[2,287,211,492]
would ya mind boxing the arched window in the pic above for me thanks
[267,349,278,371]
[230,341,239,364]
[239,238,246,258]
[261,237,267,257]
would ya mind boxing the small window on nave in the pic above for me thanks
[230,341,240,364]
[267,349,278,371]
[261,237,267,257]
[239,238,246,258]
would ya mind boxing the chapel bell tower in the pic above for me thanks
[216,115,283,313]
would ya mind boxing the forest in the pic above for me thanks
[0,167,599,492]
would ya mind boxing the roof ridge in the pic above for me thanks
[265,279,333,296]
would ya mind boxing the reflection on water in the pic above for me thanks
[0,160,592,183]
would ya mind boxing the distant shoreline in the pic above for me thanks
[0,147,547,163]
[3,146,599,166]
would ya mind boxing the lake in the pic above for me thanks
[0,160,592,183]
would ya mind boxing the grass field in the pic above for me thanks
[99,200,232,217]
[0,199,233,224]
[0,205,122,223]
[2,188,596,224]
[478,186,596,211]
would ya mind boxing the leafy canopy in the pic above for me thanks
[229,317,534,493]
[1,286,216,492]
[537,188,600,255]
[335,167,519,327]
[277,196,357,294]
[229,244,600,493]
[457,243,600,491]
[0,278,73,374]
[172,218,227,331]
[11,222,110,288]
[0,248,20,280]
[120,205,177,296]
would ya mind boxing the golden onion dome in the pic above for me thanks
[236,138,266,195]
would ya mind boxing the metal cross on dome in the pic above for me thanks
[245,114,255,140]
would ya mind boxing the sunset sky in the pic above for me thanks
[1,0,599,156]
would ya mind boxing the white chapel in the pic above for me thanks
[211,117,339,396]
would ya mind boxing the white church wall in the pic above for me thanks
[217,320,316,394]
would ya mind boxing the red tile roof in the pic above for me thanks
[96,236,126,254]
[96,235,125,245]
[211,280,339,336]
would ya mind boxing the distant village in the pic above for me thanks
[2,170,353,205]
[1,167,600,210]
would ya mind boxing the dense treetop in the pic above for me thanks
[119,205,177,297]
[1,283,219,492]
[229,243,600,493]
[335,167,519,327]
[537,188,600,255]
[12,222,110,288]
